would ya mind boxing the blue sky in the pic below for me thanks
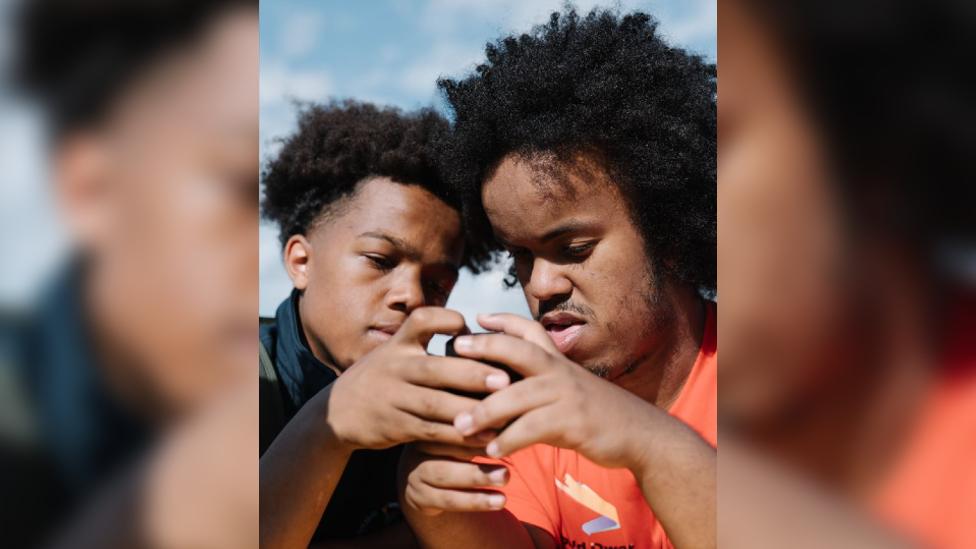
[258,1,717,348]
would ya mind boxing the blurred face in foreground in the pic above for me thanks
[55,7,259,415]
[284,177,464,371]
[718,1,863,428]
[482,154,674,383]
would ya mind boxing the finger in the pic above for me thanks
[477,313,559,354]
[405,483,506,514]
[395,307,467,346]
[403,414,493,447]
[453,377,555,436]
[413,441,491,460]
[450,333,554,378]
[394,386,482,423]
[416,458,509,489]
[404,355,512,393]
[485,407,562,458]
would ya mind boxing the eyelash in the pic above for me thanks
[563,242,594,258]
[365,254,395,270]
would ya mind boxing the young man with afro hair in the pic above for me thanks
[398,8,717,549]
[259,100,511,547]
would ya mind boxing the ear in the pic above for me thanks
[283,234,312,290]
[54,133,111,248]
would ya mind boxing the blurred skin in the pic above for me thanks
[716,1,949,547]
[34,7,261,549]
[719,0,933,487]
[55,6,258,420]
[283,177,464,371]
[718,0,855,428]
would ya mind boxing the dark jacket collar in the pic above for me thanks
[263,289,338,413]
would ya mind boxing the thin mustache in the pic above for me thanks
[535,301,594,322]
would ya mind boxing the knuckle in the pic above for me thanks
[419,421,441,440]
[411,307,433,326]
[472,402,493,425]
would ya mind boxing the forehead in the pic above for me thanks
[110,8,258,143]
[317,177,462,252]
[481,154,629,241]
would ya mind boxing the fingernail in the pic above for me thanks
[487,493,506,509]
[487,441,502,458]
[485,373,509,390]
[454,412,473,434]
[488,468,508,486]
[454,335,473,351]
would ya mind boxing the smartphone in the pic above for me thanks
[444,334,523,399]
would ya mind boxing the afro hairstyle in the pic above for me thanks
[439,7,716,291]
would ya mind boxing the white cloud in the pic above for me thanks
[260,61,333,108]
[398,41,484,98]
[279,12,324,59]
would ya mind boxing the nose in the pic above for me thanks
[385,267,425,313]
[526,257,573,303]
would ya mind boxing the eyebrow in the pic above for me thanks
[540,220,598,243]
[358,231,460,272]
[503,220,598,247]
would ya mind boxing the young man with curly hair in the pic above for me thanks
[398,8,717,549]
[258,101,509,547]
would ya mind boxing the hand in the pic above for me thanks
[325,307,513,452]
[450,313,662,472]
[398,442,509,517]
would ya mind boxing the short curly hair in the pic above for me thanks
[262,100,490,270]
[439,7,716,290]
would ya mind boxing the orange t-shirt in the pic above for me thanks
[874,298,976,549]
[480,305,717,548]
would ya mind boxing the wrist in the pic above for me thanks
[624,402,666,478]
[311,384,356,457]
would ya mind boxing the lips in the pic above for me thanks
[368,323,402,340]
[541,312,587,355]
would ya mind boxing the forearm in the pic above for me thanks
[261,387,352,549]
[631,407,716,549]
[405,508,542,549]
[310,520,419,549]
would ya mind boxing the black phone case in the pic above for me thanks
[444,335,523,399]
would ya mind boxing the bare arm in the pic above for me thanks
[260,385,352,549]
[629,407,716,549]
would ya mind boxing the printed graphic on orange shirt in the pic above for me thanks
[555,473,621,535]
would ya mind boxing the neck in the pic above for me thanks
[84,257,175,427]
[618,284,707,408]
[296,293,343,376]
[744,253,936,497]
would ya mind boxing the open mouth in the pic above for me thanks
[541,312,587,355]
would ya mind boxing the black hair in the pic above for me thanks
[261,100,489,270]
[13,0,256,137]
[439,7,716,291]
[744,0,976,265]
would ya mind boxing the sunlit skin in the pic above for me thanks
[283,176,464,371]
[398,153,715,549]
[262,177,520,548]
[482,154,701,404]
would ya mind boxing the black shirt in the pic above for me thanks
[259,289,403,540]
[0,265,150,548]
